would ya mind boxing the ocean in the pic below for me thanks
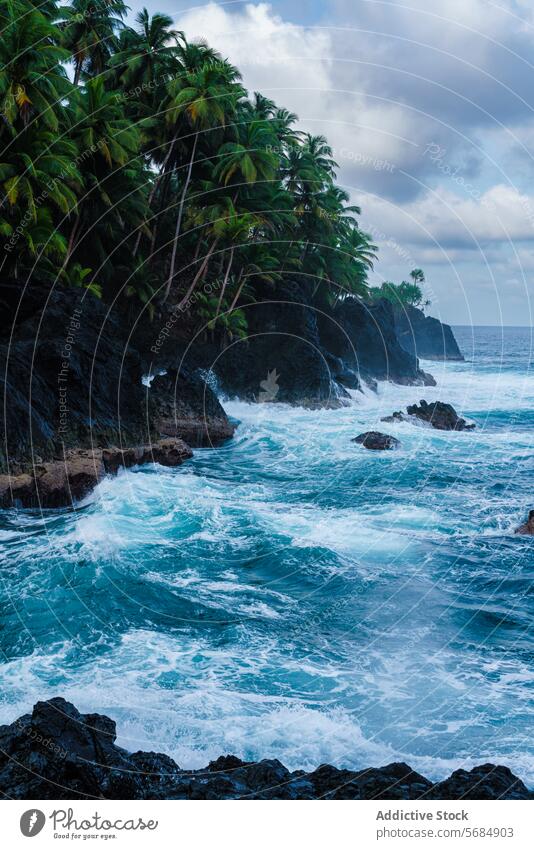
[0,325,533,783]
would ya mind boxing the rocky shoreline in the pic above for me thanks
[0,698,531,800]
[0,282,446,508]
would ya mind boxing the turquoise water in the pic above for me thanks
[0,326,533,782]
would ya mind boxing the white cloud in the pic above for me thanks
[362,183,534,249]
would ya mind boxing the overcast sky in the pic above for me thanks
[130,1,534,325]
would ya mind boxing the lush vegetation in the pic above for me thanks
[0,0,378,333]
[368,269,430,310]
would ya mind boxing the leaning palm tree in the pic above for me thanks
[162,60,245,301]
[66,76,142,262]
[61,0,127,84]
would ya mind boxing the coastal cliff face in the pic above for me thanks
[393,304,464,361]
[190,285,436,406]
[0,281,462,503]
[323,297,437,387]
[0,286,234,506]
[0,698,530,800]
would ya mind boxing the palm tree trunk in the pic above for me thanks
[64,214,80,266]
[215,246,234,319]
[176,237,219,311]
[163,131,199,302]
[73,56,83,86]
[133,180,158,258]
[228,268,246,313]
[138,129,180,260]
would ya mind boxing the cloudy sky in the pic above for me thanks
[131,1,534,325]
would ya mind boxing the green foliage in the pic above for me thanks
[368,272,430,309]
[1,0,379,326]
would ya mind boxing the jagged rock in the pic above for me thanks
[150,369,236,446]
[406,400,475,430]
[0,441,193,508]
[381,411,405,424]
[0,699,530,800]
[382,401,475,431]
[427,764,530,800]
[515,510,534,535]
[353,431,400,450]
[323,297,437,387]
[392,304,464,361]
[0,287,235,477]
[0,473,35,506]
[34,451,105,506]
[189,288,352,409]
[306,762,433,800]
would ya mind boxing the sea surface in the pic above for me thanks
[1,325,533,783]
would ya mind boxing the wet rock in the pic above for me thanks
[151,368,236,446]
[0,441,193,508]
[0,473,35,507]
[353,431,400,450]
[306,762,433,800]
[102,439,193,473]
[381,411,405,424]
[0,699,530,800]
[0,287,234,477]
[515,510,534,535]
[427,764,530,800]
[34,451,105,507]
[406,400,475,430]
[323,297,437,387]
[382,401,475,431]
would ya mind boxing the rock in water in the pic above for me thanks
[405,400,475,431]
[352,431,400,450]
[515,510,534,535]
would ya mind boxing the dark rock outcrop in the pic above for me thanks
[0,698,530,800]
[190,288,352,409]
[393,304,464,361]
[0,288,147,471]
[427,764,530,800]
[515,510,534,535]
[406,400,475,431]
[322,298,436,387]
[0,286,234,504]
[0,439,193,508]
[382,401,475,431]
[185,287,437,409]
[150,368,236,446]
[352,431,400,450]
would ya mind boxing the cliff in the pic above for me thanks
[189,285,435,406]
[393,304,464,361]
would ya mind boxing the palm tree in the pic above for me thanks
[163,60,244,301]
[0,125,81,275]
[61,0,127,84]
[109,9,181,91]
[67,76,143,265]
[213,120,279,189]
[0,1,71,131]
[410,268,425,285]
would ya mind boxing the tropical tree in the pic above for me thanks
[163,60,244,300]
[61,0,127,85]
